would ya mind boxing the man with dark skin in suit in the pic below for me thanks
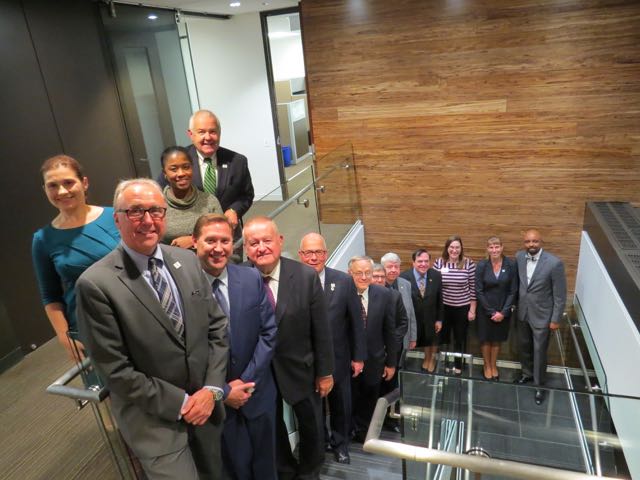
[514,229,566,405]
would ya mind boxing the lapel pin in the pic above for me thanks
[192,290,200,296]
[173,261,181,269]
[330,283,336,291]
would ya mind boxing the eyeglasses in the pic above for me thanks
[300,249,327,257]
[372,274,386,280]
[117,206,167,220]
[351,271,372,278]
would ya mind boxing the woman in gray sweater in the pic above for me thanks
[160,146,223,248]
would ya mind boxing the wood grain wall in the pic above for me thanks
[300,0,640,296]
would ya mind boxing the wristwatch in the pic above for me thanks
[204,386,224,401]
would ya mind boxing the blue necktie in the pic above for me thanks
[212,278,230,318]
[148,258,184,339]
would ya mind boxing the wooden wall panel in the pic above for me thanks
[301,0,640,296]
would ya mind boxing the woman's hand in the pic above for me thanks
[435,321,443,333]
[490,312,504,323]
[171,236,194,249]
[468,310,476,321]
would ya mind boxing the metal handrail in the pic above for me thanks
[46,358,108,403]
[233,156,354,250]
[364,395,619,480]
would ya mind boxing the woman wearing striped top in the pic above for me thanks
[433,235,476,374]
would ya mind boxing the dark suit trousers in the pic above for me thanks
[276,392,324,480]
[517,318,551,385]
[221,410,277,480]
[351,373,380,436]
[188,420,223,480]
[323,373,352,453]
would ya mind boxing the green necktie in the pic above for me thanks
[203,157,217,195]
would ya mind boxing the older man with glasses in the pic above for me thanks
[76,178,229,480]
[348,256,397,443]
[298,233,365,465]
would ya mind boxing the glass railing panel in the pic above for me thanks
[314,143,361,254]
[400,370,634,479]
[245,165,320,258]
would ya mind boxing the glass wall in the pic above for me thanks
[99,4,194,178]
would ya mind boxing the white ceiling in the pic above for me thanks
[116,0,299,16]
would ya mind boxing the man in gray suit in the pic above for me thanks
[381,252,417,353]
[514,229,567,405]
[76,179,229,479]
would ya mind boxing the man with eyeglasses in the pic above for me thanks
[76,179,229,480]
[348,256,397,444]
[298,233,365,465]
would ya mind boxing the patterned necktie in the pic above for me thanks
[148,258,184,339]
[212,278,230,318]
[418,276,426,298]
[263,276,276,310]
[359,294,367,328]
[203,157,217,195]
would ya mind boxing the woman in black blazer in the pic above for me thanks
[475,236,518,380]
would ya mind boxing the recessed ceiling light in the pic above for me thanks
[147,14,158,20]
[230,1,241,7]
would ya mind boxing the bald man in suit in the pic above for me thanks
[514,229,566,405]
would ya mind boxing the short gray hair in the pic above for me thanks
[372,263,385,273]
[113,178,163,210]
[188,109,221,132]
[348,255,374,271]
[381,252,401,265]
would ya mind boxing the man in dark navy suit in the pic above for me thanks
[348,256,397,443]
[298,233,366,465]
[158,110,254,251]
[243,217,334,480]
[193,214,277,479]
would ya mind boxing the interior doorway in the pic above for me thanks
[261,8,313,186]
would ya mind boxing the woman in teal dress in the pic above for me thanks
[32,155,119,362]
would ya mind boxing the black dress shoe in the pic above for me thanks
[333,450,350,464]
[513,375,533,384]
[352,431,366,444]
[535,389,545,405]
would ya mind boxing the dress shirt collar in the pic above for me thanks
[527,249,543,262]
[261,259,281,282]
[413,268,427,284]
[358,286,369,302]
[204,266,228,286]
[121,241,164,273]
[196,149,218,165]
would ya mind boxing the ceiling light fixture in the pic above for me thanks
[147,13,158,20]
[230,1,241,7]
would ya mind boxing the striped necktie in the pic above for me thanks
[203,157,217,195]
[359,294,367,328]
[212,278,230,318]
[263,276,276,310]
[418,276,426,298]
[148,258,184,339]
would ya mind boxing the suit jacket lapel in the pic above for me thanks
[227,265,242,352]
[116,246,184,346]
[162,247,191,347]
[527,252,547,289]
[517,252,527,288]
[216,148,231,197]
